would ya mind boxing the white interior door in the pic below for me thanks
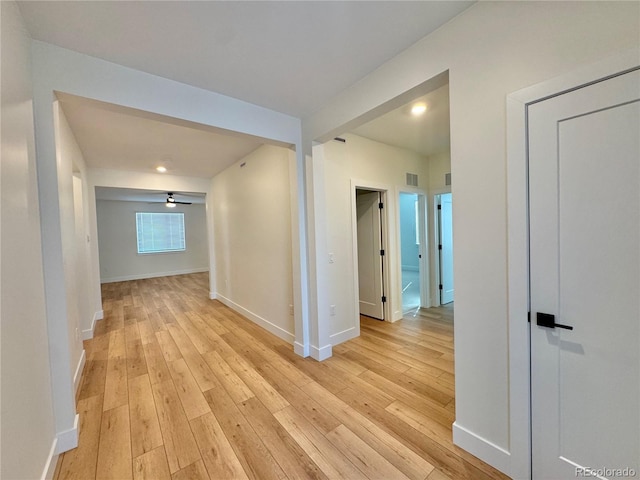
[439,193,454,304]
[356,190,384,319]
[529,69,639,479]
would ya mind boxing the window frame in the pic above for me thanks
[135,211,186,255]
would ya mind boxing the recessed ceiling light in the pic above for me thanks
[411,103,427,116]
[156,166,167,173]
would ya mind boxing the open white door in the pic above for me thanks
[356,190,384,320]
[439,193,454,304]
[529,69,639,478]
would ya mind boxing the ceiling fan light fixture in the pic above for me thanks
[165,201,176,208]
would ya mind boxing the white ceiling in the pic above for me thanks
[351,83,450,157]
[25,2,458,185]
[18,1,473,118]
[57,93,268,178]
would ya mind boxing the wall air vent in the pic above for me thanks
[445,173,452,186]
[406,173,418,187]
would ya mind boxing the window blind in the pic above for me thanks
[136,212,186,254]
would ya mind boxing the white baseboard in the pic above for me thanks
[73,350,86,394]
[54,414,79,454]
[452,421,510,475]
[209,291,217,300]
[82,310,103,340]
[101,268,209,284]
[310,343,332,361]
[41,438,58,480]
[330,327,358,346]
[294,341,309,358]
[215,293,295,344]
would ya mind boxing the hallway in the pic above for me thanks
[55,273,507,480]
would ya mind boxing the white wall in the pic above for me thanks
[96,200,209,282]
[54,103,90,388]
[323,133,429,345]
[0,2,57,478]
[303,1,639,475]
[212,144,296,342]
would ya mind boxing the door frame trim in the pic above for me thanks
[398,188,430,310]
[351,179,393,327]
[506,48,639,479]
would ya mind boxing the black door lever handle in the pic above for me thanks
[536,312,573,331]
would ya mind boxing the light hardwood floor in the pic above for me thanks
[54,273,509,480]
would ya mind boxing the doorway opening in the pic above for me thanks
[436,193,454,305]
[355,188,387,321]
[399,191,426,314]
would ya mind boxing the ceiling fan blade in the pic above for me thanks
[173,201,192,205]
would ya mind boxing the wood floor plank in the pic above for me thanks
[273,406,368,480]
[385,400,453,446]
[142,340,172,385]
[57,394,103,480]
[190,412,249,480]
[175,315,214,354]
[96,404,132,480]
[226,354,289,413]
[151,379,201,474]
[138,320,155,345]
[326,424,413,480]
[171,459,209,480]
[167,358,211,420]
[305,382,435,480]
[182,353,219,392]
[156,330,183,363]
[59,274,508,480]
[124,323,141,343]
[108,328,126,357]
[255,362,341,435]
[166,322,201,358]
[126,339,148,379]
[78,348,108,400]
[358,369,455,428]
[427,469,453,480]
[103,356,128,412]
[133,447,171,480]
[202,386,285,480]
[128,374,163,458]
[202,350,255,404]
[273,345,350,393]
[237,396,328,480]
[340,340,413,373]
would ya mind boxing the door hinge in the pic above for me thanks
[439,284,443,290]
[438,244,442,250]
[379,202,384,209]
[380,249,385,256]
[437,204,442,210]
[527,311,531,323]
[381,296,387,303]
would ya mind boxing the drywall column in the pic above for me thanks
[32,76,78,454]
[289,148,310,357]
[306,145,331,360]
[1,2,57,478]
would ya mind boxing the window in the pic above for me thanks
[135,212,186,254]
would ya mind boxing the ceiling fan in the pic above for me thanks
[147,192,193,208]
[165,192,192,208]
